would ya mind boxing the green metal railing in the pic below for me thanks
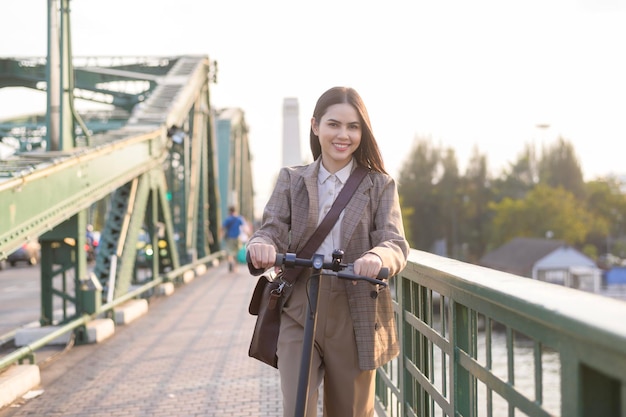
[375,249,626,417]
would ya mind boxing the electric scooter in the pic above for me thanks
[248,249,388,417]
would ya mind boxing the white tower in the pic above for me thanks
[282,97,302,167]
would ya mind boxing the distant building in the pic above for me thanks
[215,107,254,227]
[605,267,626,285]
[601,267,626,301]
[282,97,302,167]
[479,237,602,292]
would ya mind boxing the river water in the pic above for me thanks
[426,327,561,417]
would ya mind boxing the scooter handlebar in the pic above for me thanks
[246,251,389,284]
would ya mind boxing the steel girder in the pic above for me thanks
[1,55,227,329]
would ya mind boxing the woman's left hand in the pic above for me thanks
[353,253,383,278]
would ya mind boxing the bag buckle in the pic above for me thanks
[270,281,285,295]
[268,281,285,310]
[278,274,292,288]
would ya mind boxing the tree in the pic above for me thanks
[460,146,493,261]
[538,137,585,199]
[398,138,442,252]
[399,194,415,246]
[397,134,619,262]
[437,148,461,257]
[489,184,593,248]
[491,142,538,202]
[584,178,626,255]
[398,139,458,251]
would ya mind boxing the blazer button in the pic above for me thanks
[370,291,378,299]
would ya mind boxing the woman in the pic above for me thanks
[247,86,409,417]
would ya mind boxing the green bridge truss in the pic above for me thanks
[0,54,254,328]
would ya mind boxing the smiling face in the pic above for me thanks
[311,103,362,174]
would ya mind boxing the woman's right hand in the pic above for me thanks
[246,243,277,271]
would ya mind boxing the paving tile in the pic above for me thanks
[0,264,285,417]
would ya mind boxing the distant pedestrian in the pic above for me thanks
[222,206,245,272]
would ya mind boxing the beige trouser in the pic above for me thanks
[277,275,375,417]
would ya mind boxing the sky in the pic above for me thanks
[1,0,626,212]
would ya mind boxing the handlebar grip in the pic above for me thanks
[246,251,286,276]
[378,267,389,280]
[246,251,265,276]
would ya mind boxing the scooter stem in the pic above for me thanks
[294,253,324,417]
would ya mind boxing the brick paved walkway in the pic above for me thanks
[0,264,285,417]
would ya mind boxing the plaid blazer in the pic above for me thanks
[248,158,409,369]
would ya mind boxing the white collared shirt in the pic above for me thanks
[316,159,354,262]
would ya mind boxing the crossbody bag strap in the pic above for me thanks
[282,165,369,283]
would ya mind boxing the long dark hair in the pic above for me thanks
[309,86,386,174]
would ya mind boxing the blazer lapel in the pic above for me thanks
[290,160,321,254]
